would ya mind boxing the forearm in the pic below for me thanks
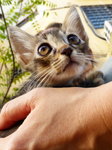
[72,82,112,150]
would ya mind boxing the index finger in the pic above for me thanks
[0,89,36,130]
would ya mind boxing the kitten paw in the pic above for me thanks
[87,71,105,87]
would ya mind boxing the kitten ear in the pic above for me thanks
[8,26,36,70]
[62,6,88,42]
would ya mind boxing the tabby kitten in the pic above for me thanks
[8,7,97,95]
[0,6,104,137]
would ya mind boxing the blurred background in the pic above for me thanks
[0,0,112,104]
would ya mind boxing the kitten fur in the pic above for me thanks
[0,6,104,137]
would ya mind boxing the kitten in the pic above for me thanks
[0,6,104,137]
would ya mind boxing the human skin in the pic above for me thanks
[0,83,112,150]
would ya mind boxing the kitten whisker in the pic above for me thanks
[27,59,64,88]
[43,72,56,87]
[37,69,55,87]
[85,58,96,63]
[42,60,65,87]
[36,60,63,82]
[41,71,55,87]
[93,53,107,58]
[31,68,52,87]
[32,66,51,78]
[76,52,106,57]
[51,58,64,66]
[38,59,65,87]
[26,66,52,91]
[72,54,95,62]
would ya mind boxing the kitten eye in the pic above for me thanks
[38,43,52,56]
[67,34,81,46]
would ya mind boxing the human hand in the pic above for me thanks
[0,83,112,150]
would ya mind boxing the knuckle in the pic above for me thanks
[29,88,41,103]
[1,101,10,116]
[33,87,46,94]
[32,87,48,99]
[2,101,10,111]
[30,88,46,105]
[28,88,50,109]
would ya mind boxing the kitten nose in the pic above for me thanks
[61,47,73,57]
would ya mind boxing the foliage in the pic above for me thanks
[0,0,56,104]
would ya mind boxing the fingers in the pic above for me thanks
[0,91,35,130]
[0,109,40,150]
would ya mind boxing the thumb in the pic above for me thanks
[0,90,36,130]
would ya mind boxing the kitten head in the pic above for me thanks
[9,6,94,87]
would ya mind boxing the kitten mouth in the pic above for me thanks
[63,59,79,72]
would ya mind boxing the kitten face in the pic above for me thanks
[9,6,94,87]
[33,28,93,86]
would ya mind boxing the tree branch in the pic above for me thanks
[0,1,16,104]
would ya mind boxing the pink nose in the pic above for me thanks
[61,47,73,57]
